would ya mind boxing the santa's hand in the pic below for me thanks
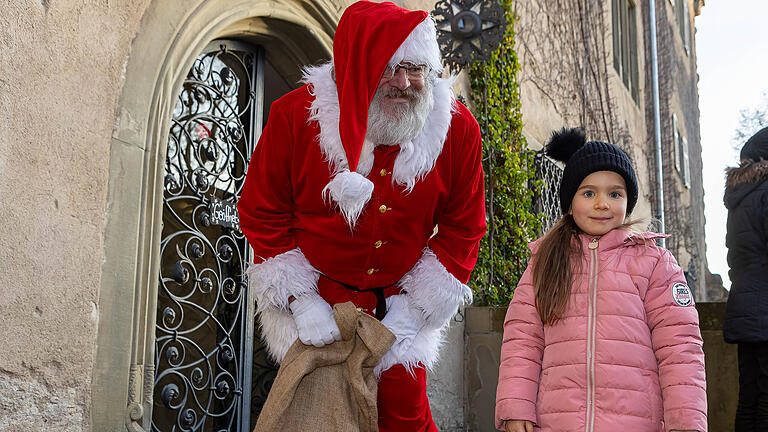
[288,293,342,347]
[381,294,426,355]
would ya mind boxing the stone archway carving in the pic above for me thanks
[92,1,345,430]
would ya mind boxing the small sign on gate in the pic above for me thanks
[208,196,240,231]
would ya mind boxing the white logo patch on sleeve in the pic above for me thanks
[671,282,693,307]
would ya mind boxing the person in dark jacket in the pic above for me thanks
[724,125,768,431]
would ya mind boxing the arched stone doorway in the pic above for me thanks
[93,1,344,430]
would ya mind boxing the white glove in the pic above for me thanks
[288,293,342,347]
[381,294,426,355]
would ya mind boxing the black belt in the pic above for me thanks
[320,274,396,320]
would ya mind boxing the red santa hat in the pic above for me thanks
[324,1,443,227]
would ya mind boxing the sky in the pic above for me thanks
[695,0,768,290]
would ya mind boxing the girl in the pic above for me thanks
[494,128,707,432]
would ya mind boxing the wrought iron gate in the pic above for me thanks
[153,40,278,432]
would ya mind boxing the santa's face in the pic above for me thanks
[376,63,426,114]
[366,64,433,145]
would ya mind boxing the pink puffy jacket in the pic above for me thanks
[495,229,707,432]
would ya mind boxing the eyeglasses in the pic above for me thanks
[382,62,427,81]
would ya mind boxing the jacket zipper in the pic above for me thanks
[586,237,599,432]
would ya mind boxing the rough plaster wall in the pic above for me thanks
[520,81,567,146]
[0,0,150,428]
[514,1,569,146]
[0,374,82,431]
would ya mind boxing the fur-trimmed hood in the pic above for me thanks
[724,159,768,209]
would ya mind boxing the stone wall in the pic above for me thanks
[699,302,738,432]
[0,1,150,429]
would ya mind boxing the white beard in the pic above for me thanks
[366,79,434,146]
[303,62,455,193]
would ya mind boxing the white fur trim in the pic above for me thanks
[375,326,444,377]
[375,248,473,376]
[256,307,297,364]
[399,248,473,327]
[389,17,443,75]
[246,248,319,362]
[303,63,376,178]
[246,248,319,310]
[322,169,374,229]
[302,63,456,195]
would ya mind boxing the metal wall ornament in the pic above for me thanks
[432,0,507,70]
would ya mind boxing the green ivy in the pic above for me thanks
[469,2,541,306]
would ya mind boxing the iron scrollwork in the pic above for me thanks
[432,0,508,70]
[153,41,276,432]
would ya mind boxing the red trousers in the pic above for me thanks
[377,365,438,432]
[318,277,438,431]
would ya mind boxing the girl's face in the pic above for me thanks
[569,171,628,236]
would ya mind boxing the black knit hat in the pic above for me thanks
[545,127,639,215]
[740,126,768,162]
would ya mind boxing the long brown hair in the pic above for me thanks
[533,214,581,326]
[533,214,650,325]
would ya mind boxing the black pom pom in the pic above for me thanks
[545,127,587,163]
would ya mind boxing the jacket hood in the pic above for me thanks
[528,228,667,255]
[724,159,768,209]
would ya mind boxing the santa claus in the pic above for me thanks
[237,1,486,430]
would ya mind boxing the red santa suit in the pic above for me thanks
[237,2,486,430]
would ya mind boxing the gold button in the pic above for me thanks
[379,205,387,213]
[374,240,383,248]
[380,169,388,176]
[366,268,375,275]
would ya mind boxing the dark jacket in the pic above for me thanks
[724,159,768,343]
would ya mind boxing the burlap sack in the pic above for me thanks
[253,301,395,432]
